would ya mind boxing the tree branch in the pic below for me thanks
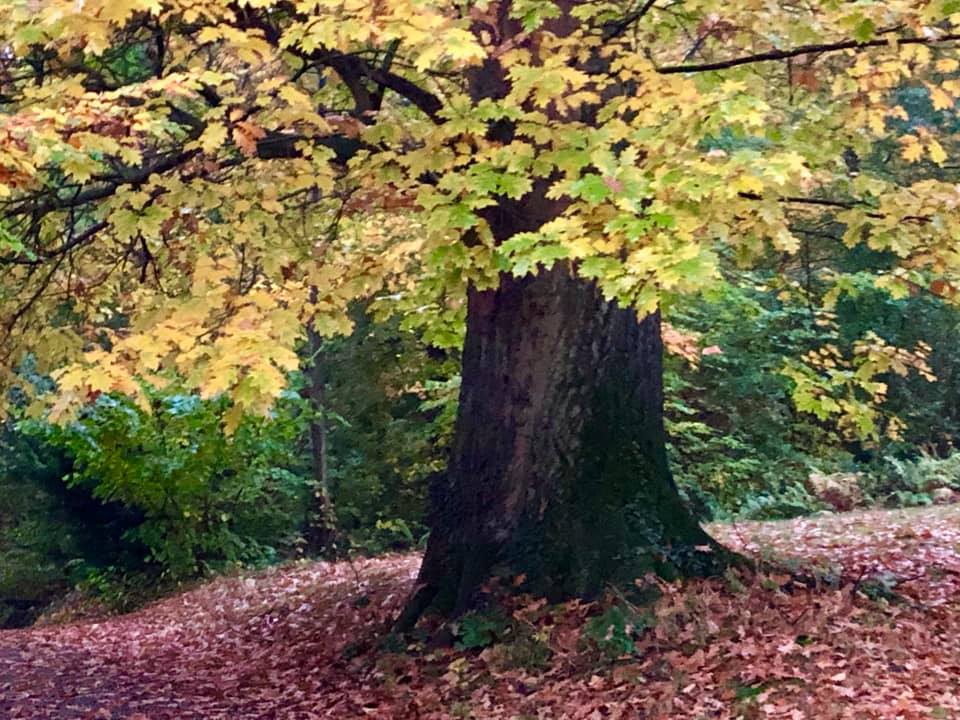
[603,0,659,41]
[362,64,443,121]
[312,51,444,123]
[3,252,66,338]
[657,33,960,74]
[0,220,109,266]
[5,149,199,220]
[740,191,931,223]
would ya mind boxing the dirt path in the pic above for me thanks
[2,508,959,719]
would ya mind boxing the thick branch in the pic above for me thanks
[361,64,444,121]
[254,131,363,162]
[314,52,444,123]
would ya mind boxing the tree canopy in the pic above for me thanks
[2,0,960,428]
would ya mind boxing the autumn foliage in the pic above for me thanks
[3,506,960,719]
[4,0,960,714]
[1,0,960,423]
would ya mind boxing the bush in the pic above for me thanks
[1,316,454,624]
[317,314,457,552]
[736,483,826,520]
[27,392,310,581]
[0,424,128,626]
[860,453,960,508]
[663,279,846,520]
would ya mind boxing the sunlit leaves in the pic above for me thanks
[2,0,960,427]
[199,122,230,155]
[782,334,935,441]
[900,132,949,164]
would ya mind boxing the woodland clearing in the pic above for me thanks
[2,505,959,719]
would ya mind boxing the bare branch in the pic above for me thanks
[657,33,960,74]
[603,0,660,41]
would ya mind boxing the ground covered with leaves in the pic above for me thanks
[2,506,959,719]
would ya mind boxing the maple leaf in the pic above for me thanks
[899,135,925,162]
[233,121,266,158]
[927,138,948,165]
[199,122,229,155]
[927,83,955,111]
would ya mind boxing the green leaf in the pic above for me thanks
[853,18,876,42]
[571,174,611,204]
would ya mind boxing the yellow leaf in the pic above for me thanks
[899,135,924,162]
[414,29,484,70]
[773,227,800,254]
[279,85,312,108]
[928,138,948,165]
[61,154,99,183]
[731,173,765,195]
[261,197,284,213]
[97,0,163,24]
[222,403,245,435]
[196,26,223,44]
[200,122,229,155]
[936,58,960,73]
[927,83,955,111]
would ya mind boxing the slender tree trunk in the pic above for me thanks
[303,323,336,555]
[397,263,723,628]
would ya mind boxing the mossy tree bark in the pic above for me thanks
[397,263,723,628]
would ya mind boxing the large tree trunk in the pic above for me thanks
[396,1,724,628]
[398,263,722,627]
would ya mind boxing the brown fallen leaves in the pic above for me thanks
[2,506,960,719]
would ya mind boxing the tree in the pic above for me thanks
[302,315,336,555]
[2,0,960,623]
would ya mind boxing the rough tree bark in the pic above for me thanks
[397,262,724,628]
[395,2,726,629]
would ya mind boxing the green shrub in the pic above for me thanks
[1,430,71,625]
[736,483,826,520]
[663,279,844,520]
[317,314,457,552]
[347,518,424,554]
[583,604,653,658]
[860,452,960,508]
[454,610,510,650]
[29,392,310,581]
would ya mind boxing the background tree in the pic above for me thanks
[2,0,960,624]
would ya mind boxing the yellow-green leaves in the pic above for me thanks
[199,122,230,155]
[783,335,935,441]
[3,0,960,429]
[900,132,949,164]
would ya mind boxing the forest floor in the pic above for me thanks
[2,506,960,719]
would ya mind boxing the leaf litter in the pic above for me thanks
[2,506,959,718]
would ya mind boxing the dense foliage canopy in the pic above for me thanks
[2,0,960,429]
